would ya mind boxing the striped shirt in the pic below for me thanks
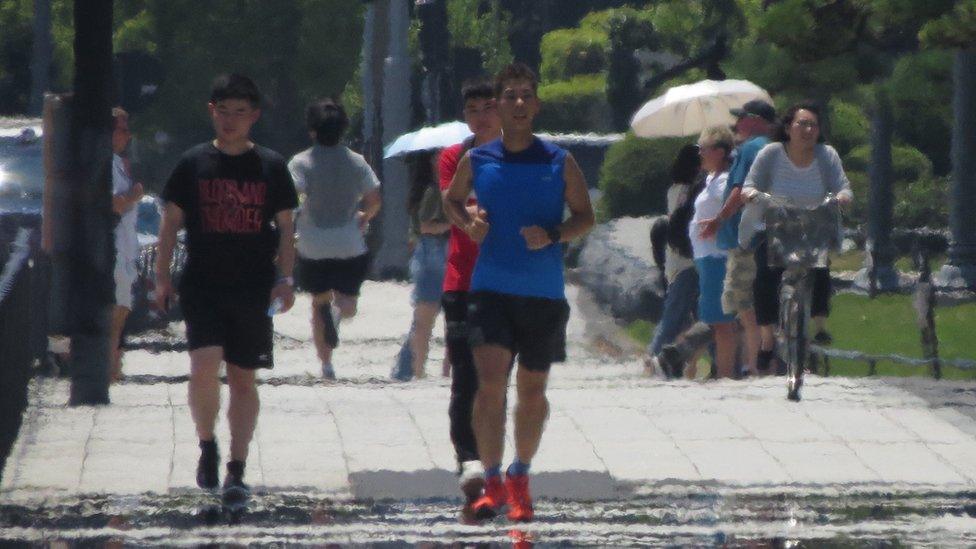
[743,143,852,207]
[767,153,827,208]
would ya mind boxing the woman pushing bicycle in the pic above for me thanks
[740,102,853,391]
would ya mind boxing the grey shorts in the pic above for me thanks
[721,247,756,315]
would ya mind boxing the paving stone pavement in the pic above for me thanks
[4,281,976,505]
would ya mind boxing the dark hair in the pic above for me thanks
[774,101,826,143]
[650,217,669,272]
[306,98,349,147]
[210,73,261,108]
[406,151,436,215]
[670,143,701,185]
[494,62,538,97]
[461,77,494,103]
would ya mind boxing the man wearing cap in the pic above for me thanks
[698,99,775,375]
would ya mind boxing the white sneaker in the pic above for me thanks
[642,355,661,378]
[458,460,485,502]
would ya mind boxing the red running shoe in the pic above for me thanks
[505,473,534,522]
[471,475,507,520]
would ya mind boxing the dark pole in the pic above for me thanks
[940,49,976,289]
[417,0,450,123]
[28,0,53,116]
[68,0,114,405]
[865,85,898,291]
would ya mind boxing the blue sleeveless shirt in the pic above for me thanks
[469,137,567,299]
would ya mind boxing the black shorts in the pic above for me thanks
[754,238,833,326]
[297,254,370,296]
[179,285,274,369]
[467,291,570,372]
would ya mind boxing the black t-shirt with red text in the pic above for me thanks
[162,143,299,290]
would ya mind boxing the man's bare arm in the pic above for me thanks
[153,202,184,310]
[443,153,488,242]
[271,209,297,313]
[274,209,296,280]
[557,154,595,241]
[360,188,382,222]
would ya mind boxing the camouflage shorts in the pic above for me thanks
[721,247,756,315]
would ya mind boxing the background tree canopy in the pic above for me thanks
[0,0,970,230]
[0,0,364,189]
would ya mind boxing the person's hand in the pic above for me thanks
[465,210,489,243]
[520,225,551,250]
[154,274,174,312]
[130,182,145,202]
[699,217,721,239]
[741,187,760,202]
[271,280,296,314]
[836,193,852,207]
[356,211,370,233]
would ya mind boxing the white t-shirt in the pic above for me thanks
[287,145,381,259]
[664,184,694,283]
[112,154,139,275]
[689,171,728,259]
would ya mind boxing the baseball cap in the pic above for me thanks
[730,99,776,123]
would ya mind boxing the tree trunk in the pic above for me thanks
[361,0,388,257]
[68,0,114,405]
[373,0,412,278]
[864,85,898,291]
[417,0,451,123]
[947,50,976,267]
[937,49,976,289]
[28,0,53,116]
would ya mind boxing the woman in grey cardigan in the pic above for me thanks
[741,102,853,372]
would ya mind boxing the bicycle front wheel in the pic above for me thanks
[780,276,805,401]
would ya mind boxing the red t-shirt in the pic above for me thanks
[439,142,479,292]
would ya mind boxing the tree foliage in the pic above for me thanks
[447,0,513,74]
[138,0,364,186]
[919,0,976,49]
[597,134,691,221]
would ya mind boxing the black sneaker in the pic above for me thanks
[196,439,219,490]
[659,345,684,380]
[222,460,251,506]
[757,349,775,373]
[813,330,833,345]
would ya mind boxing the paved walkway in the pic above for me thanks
[4,282,976,505]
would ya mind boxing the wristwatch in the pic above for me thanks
[546,226,562,246]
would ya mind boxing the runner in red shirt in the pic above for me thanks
[440,77,501,518]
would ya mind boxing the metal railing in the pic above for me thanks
[809,245,972,379]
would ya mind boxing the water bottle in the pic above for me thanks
[267,297,284,316]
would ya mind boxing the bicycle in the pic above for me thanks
[750,191,841,401]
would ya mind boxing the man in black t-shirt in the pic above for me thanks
[155,74,299,506]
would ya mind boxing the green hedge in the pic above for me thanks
[539,27,608,82]
[845,143,933,183]
[827,100,869,157]
[537,74,612,133]
[894,176,949,228]
[844,143,947,228]
[597,133,692,221]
